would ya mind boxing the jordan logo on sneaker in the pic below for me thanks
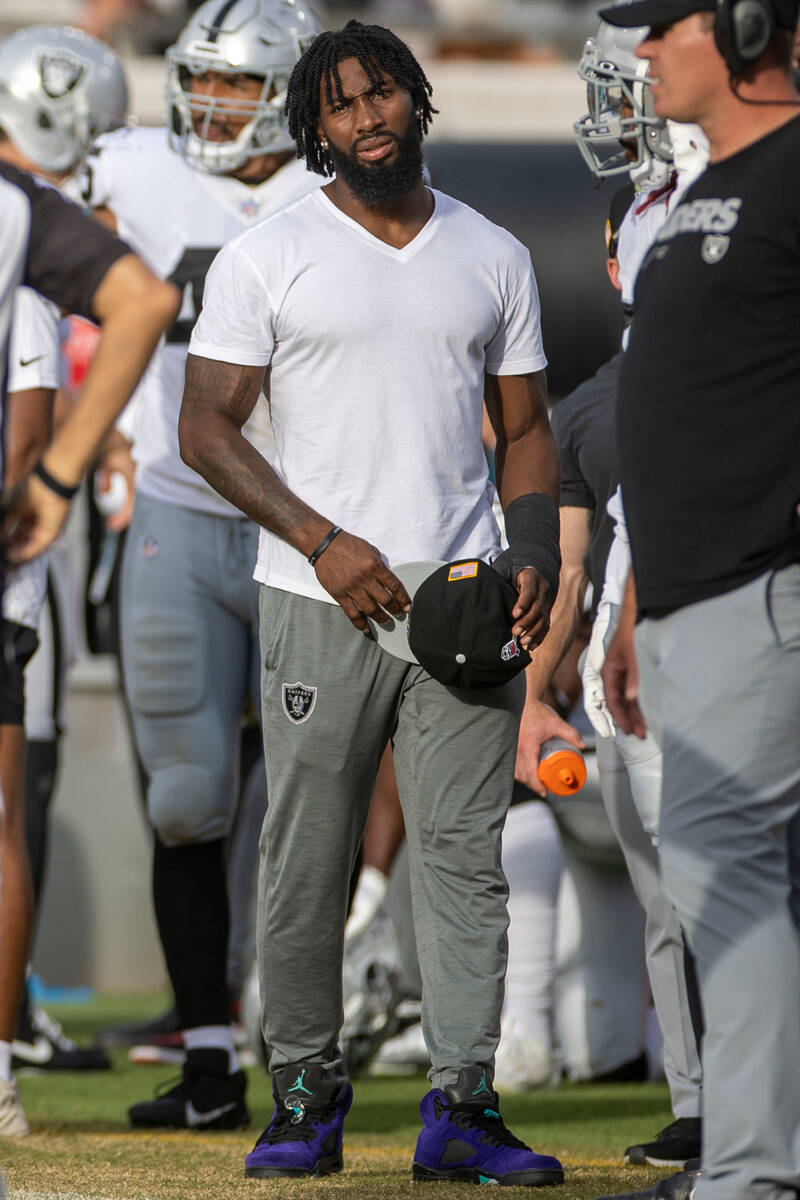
[287,1069,313,1095]
[471,1071,493,1098]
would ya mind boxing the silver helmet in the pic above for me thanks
[0,26,128,174]
[573,21,674,188]
[166,0,322,174]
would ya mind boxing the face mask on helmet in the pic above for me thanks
[0,25,128,175]
[165,0,322,175]
[573,22,673,187]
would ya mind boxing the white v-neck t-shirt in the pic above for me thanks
[190,186,547,604]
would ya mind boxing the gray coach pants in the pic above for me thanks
[636,565,800,1200]
[257,586,524,1089]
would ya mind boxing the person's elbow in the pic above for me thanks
[178,398,205,475]
[153,278,181,327]
[139,276,181,333]
[94,254,180,333]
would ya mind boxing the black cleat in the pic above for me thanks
[595,1164,701,1200]
[12,1005,110,1072]
[94,1004,181,1049]
[625,1118,702,1167]
[128,1047,249,1130]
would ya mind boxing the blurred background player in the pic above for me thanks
[0,26,139,1075]
[512,17,708,1167]
[80,0,325,1129]
[0,148,179,1133]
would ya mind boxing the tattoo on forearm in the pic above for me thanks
[180,355,320,546]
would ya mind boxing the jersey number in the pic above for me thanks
[166,247,221,344]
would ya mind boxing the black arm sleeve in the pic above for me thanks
[0,162,131,322]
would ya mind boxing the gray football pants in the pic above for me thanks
[595,733,702,1117]
[257,585,523,1088]
[636,565,800,1200]
[121,492,265,990]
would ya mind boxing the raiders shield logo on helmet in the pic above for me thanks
[281,681,317,724]
[39,53,85,99]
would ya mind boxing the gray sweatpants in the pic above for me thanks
[257,586,524,1089]
[636,565,800,1200]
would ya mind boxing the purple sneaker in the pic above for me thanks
[412,1066,564,1187]
[244,1062,353,1179]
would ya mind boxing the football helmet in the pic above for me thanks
[573,21,674,188]
[0,26,128,175]
[166,0,322,174]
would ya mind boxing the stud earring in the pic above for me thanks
[320,137,328,149]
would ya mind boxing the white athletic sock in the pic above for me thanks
[183,1025,238,1074]
[0,1041,12,1083]
[501,800,563,1048]
[345,865,389,942]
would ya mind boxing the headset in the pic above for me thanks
[714,0,774,74]
[715,0,800,105]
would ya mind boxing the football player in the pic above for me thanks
[0,26,137,1088]
[514,18,708,1168]
[80,0,324,1129]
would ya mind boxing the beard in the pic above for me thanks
[326,115,424,208]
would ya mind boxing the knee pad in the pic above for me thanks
[126,616,205,717]
[148,763,232,845]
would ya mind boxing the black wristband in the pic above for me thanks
[308,525,342,566]
[492,493,561,601]
[33,461,79,501]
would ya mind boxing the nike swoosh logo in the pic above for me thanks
[19,355,44,367]
[185,1099,238,1127]
[11,1035,54,1065]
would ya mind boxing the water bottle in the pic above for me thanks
[538,738,587,796]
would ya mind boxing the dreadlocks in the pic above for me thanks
[285,20,437,177]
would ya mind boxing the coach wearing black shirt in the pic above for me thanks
[599,2,800,1200]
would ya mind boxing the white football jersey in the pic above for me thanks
[82,125,322,516]
[7,286,62,395]
[618,125,708,311]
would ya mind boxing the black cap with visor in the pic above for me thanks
[599,0,798,28]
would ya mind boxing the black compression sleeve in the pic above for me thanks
[492,493,561,600]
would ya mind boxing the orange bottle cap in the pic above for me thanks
[538,748,587,796]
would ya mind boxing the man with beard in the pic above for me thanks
[179,20,564,1187]
[79,0,324,1131]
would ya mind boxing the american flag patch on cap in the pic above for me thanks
[448,561,479,582]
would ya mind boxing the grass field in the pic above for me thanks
[3,996,674,1200]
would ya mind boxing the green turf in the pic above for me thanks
[2,995,674,1200]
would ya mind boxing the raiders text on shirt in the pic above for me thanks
[618,115,800,615]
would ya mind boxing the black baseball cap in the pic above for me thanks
[407,559,531,690]
[600,0,798,29]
